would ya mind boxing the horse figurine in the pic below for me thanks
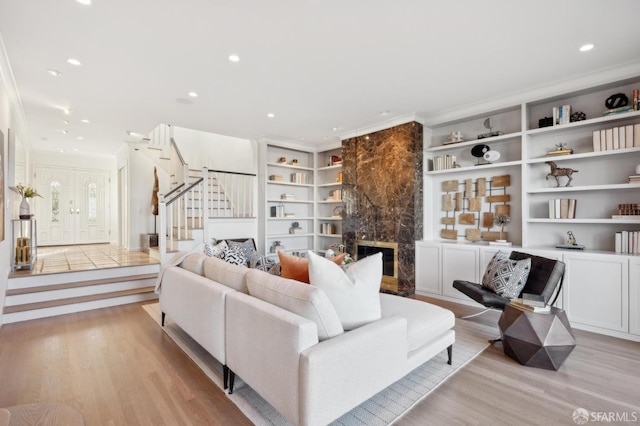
[546,161,578,187]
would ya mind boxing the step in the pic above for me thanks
[1,291,158,324]
[3,286,156,314]
[6,273,158,296]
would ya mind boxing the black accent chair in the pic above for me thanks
[453,251,565,327]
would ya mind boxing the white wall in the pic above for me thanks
[173,127,255,173]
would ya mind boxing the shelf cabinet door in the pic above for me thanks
[629,257,640,336]
[415,242,441,295]
[442,245,479,300]
[564,253,628,333]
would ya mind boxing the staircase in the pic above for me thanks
[3,264,160,323]
[142,124,256,263]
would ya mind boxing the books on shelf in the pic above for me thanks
[290,172,307,184]
[269,175,285,182]
[593,124,640,152]
[628,175,640,184]
[617,203,640,216]
[603,105,634,116]
[281,194,296,200]
[510,298,551,313]
[432,154,457,171]
[615,230,640,254]
[553,104,571,125]
[548,199,576,219]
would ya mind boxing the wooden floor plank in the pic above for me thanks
[0,297,638,425]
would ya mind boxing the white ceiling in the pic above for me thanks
[1,0,640,157]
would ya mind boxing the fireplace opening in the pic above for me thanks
[354,240,398,292]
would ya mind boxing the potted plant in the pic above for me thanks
[15,183,43,219]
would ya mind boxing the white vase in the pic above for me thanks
[19,197,30,219]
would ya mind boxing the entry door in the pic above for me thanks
[35,166,110,246]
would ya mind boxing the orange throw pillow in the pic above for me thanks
[278,251,346,283]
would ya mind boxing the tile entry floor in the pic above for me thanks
[10,244,160,277]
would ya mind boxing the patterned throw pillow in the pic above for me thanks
[227,239,256,265]
[223,245,247,266]
[249,251,276,272]
[481,251,531,299]
[204,240,227,258]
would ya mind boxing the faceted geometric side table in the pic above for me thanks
[498,304,576,371]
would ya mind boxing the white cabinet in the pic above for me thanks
[415,242,441,295]
[630,257,640,336]
[563,252,629,333]
[315,145,343,254]
[441,245,479,300]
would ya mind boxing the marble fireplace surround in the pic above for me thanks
[342,121,423,296]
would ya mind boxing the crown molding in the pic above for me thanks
[339,113,426,140]
[0,33,30,150]
[423,60,640,127]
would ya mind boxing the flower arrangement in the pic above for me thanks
[15,183,43,199]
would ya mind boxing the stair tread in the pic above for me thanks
[6,273,158,296]
[3,287,156,314]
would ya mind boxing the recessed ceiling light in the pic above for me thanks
[332,127,339,131]
[228,54,240,62]
[46,69,62,77]
[81,119,90,123]
[267,113,275,118]
[67,58,82,66]
[77,136,84,140]
[76,0,91,4]
[188,91,198,98]
[73,148,80,152]
[63,108,71,115]
[63,120,69,125]
[579,43,594,52]
[61,130,68,135]
[60,149,65,153]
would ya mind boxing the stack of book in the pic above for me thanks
[510,298,551,313]
[320,223,337,235]
[281,194,296,200]
[290,173,307,184]
[548,199,577,219]
[432,154,456,171]
[615,230,640,254]
[603,105,635,116]
[629,175,640,184]
[592,124,640,151]
[269,175,285,182]
[552,105,571,125]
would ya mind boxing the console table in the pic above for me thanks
[11,219,37,271]
[498,304,576,370]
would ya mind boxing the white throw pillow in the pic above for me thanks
[308,250,382,330]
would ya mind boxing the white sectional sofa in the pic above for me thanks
[156,251,455,426]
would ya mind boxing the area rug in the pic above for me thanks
[143,302,495,425]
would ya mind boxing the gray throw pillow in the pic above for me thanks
[481,251,531,299]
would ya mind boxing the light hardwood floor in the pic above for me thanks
[0,297,638,425]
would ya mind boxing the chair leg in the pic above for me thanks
[161,312,165,326]
[223,365,229,390]
[447,345,452,365]
[489,337,502,344]
[228,370,236,394]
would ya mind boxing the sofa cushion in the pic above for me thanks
[482,251,531,299]
[204,256,251,293]
[308,251,382,330]
[278,250,346,283]
[246,269,344,341]
[227,239,257,266]
[380,293,455,352]
[179,253,208,276]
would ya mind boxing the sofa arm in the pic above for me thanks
[159,266,234,363]
[226,292,318,425]
[299,316,408,426]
